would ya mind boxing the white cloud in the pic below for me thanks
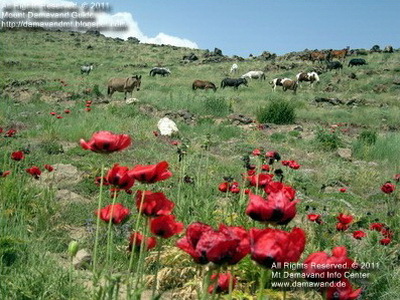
[1,0,198,49]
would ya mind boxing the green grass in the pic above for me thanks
[1,29,400,299]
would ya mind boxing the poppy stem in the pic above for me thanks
[257,268,270,300]
[106,190,118,272]
[92,163,105,284]
[151,239,163,298]
[201,267,212,300]
[134,217,149,292]
[127,191,146,299]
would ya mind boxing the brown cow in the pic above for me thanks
[282,79,298,94]
[107,75,142,99]
[192,80,217,92]
[310,51,330,63]
[330,47,349,61]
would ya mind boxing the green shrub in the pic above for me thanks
[358,129,377,145]
[202,96,230,117]
[315,127,342,150]
[256,100,296,124]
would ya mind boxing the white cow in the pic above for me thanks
[241,70,266,80]
[230,63,238,74]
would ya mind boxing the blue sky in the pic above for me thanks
[106,0,399,56]
[3,0,399,56]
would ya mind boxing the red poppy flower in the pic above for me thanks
[85,107,91,112]
[208,273,236,294]
[50,112,57,115]
[106,164,134,190]
[246,192,298,225]
[288,160,300,169]
[261,164,270,172]
[95,203,130,224]
[64,109,71,114]
[135,191,174,217]
[176,222,213,264]
[303,246,354,282]
[369,222,385,232]
[381,182,395,194]
[128,161,172,183]
[339,188,347,193]
[86,100,92,105]
[244,189,251,194]
[5,129,17,137]
[281,160,291,166]
[352,230,366,240]
[44,164,54,172]
[326,279,362,300]
[381,228,394,239]
[170,140,179,146]
[264,181,296,200]
[0,170,11,177]
[307,214,322,224]
[177,223,250,265]
[252,149,261,156]
[26,166,41,179]
[56,115,63,119]
[80,131,131,153]
[218,182,240,194]
[380,238,391,245]
[337,213,353,225]
[85,103,91,107]
[150,215,184,239]
[250,227,306,268]
[247,173,274,188]
[265,151,281,163]
[128,231,156,252]
[11,151,24,161]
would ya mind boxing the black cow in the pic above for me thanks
[326,61,343,71]
[348,58,367,67]
[149,67,171,77]
[220,78,248,89]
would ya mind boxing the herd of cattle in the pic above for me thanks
[80,47,379,99]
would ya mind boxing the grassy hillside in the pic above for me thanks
[1,28,400,299]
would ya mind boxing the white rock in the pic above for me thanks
[157,117,179,136]
[73,249,92,269]
[126,98,139,104]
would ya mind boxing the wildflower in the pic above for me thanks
[11,151,24,161]
[150,215,184,239]
[128,161,172,184]
[135,191,174,217]
[26,166,41,179]
[95,203,130,224]
[250,227,306,268]
[80,131,131,153]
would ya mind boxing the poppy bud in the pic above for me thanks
[68,240,79,258]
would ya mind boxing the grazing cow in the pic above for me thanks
[107,75,142,100]
[282,79,298,94]
[81,64,93,75]
[310,51,330,63]
[326,61,343,71]
[230,63,238,74]
[330,47,349,61]
[270,78,291,91]
[192,80,217,92]
[149,67,171,77]
[383,45,394,53]
[241,70,266,80]
[220,78,248,89]
[296,71,320,86]
[348,58,367,67]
